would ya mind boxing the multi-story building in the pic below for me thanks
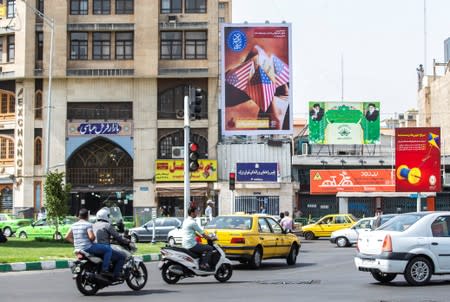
[0,0,232,219]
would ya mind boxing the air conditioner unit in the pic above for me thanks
[175,109,184,119]
[301,143,309,155]
[168,15,177,23]
[172,146,184,158]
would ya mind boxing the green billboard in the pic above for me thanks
[308,101,380,145]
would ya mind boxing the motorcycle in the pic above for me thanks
[71,241,148,296]
[159,234,233,284]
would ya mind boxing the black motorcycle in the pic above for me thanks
[71,241,148,296]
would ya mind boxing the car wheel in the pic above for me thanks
[371,271,397,283]
[168,237,176,247]
[54,232,62,240]
[336,236,349,248]
[249,247,263,269]
[131,234,138,243]
[404,257,432,286]
[304,232,316,240]
[3,227,12,237]
[286,244,298,265]
[19,231,27,239]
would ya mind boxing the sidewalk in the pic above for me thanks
[0,253,161,273]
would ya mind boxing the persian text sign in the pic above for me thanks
[155,160,217,182]
[67,120,133,136]
[310,169,395,194]
[236,163,278,182]
[395,127,441,192]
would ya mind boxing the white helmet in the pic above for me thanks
[96,207,111,223]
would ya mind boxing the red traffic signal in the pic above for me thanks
[229,172,236,190]
[189,142,200,172]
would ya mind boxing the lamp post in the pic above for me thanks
[21,0,54,174]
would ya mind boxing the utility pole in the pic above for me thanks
[183,90,191,219]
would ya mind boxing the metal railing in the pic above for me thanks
[66,167,133,187]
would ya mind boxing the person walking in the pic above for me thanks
[205,199,214,222]
[280,211,293,232]
[65,208,113,276]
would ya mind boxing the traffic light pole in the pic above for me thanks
[183,94,190,219]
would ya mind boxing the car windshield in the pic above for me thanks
[205,216,252,230]
[377,213,427,232]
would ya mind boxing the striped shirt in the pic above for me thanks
[71,220,93,251]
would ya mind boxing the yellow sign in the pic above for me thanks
[155,159,218,182]
[0,5,5,18]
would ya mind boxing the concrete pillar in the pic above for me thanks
[338,197,348,213]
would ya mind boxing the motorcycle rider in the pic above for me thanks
[182,206,213,270]
[93,207,131,281]
[65,208,113,276]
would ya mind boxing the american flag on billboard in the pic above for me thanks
[225,60,254,91]
[272,55,289,87]
[247,66,276,112]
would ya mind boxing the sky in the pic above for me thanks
[232,0,450,120]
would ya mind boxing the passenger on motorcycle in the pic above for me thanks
[93,207,131,281]
[182,207,213,270]
[65,208,113,276]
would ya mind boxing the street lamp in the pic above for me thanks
[21,0,54,174]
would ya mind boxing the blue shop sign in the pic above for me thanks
[236,163,278,182]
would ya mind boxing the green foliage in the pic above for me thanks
[43,171,72,238]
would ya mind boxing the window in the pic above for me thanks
[431,216,450,237]
[185,0,206,13]
[34,137,42,165]
[161,0,181,13]
[266,217,283,233]
[0,39,3,63]
[0,91,14,116]
[0,136,14,162]
[7,35,14,62]
[37,0,44,13]
[219,17,225,23]
[258,218,271,233]
[93,0,111,15]
[116,0,134,14]
[115,32,133,59]
[185,31,207,59]
[70,32,88,60]
[70,0,88,15]
[160,31,182,59]
[36,32,43,61]
[93,32,111,60]
[7,0,15,18]
[35,90,42,119]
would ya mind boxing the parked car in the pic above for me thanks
[0,213,33,237]
[330,217,375,247]
[355,211,450,285]
[16,216,78,240]
[301,214,357,240]
[203,214,301,268]
[129,217,183,243]
[166,216,208,246]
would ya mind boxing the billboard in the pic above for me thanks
[310,169,395,194]
[395,127,441,192]
[308,102,380,145]
[236,162,278,182]
[155,160,217,182]
[221,24,292,136]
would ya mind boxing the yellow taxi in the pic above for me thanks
[300,213,357,240]
[203,213,300,269]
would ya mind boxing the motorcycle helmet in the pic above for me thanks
[96,207,111,223]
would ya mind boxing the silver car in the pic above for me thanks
[129,217,183,242]
[330,217,375,247]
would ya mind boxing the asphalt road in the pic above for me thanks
[1,239,450,302]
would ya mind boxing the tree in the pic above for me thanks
[43,171,71,239]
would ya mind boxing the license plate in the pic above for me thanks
[361,259,375,267]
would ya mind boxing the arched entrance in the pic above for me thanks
[66,137,133,215]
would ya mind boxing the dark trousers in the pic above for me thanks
[189,243,214,267]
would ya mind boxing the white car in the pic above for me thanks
[355,211,450,286]
[167,216,208,246]
[330,217,375,247]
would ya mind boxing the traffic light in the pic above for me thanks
[229,172,236,191]
[188,142,200,172]
[190,88,203,120]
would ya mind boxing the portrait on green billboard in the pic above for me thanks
[308,101,380,145]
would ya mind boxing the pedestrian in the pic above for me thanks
[65,208,113,276]
[280,211,293,232]
[205,199,214,222]
[278,212,285,223]
[260,205,266,214]
[37,207,46,220]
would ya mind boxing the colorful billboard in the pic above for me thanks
[310,169,395,194]
[395,127,441,192]
[236,162,278,182]
[308,102,380,145]
[221,24,292,136]
[155,160,217,182]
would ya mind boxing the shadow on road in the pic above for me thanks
[95,289,178,296]
[372,279,450,287]
[232,261,315,271]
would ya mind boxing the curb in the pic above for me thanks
[0,253,161,273]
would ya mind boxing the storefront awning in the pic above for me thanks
[155,182,209,197]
